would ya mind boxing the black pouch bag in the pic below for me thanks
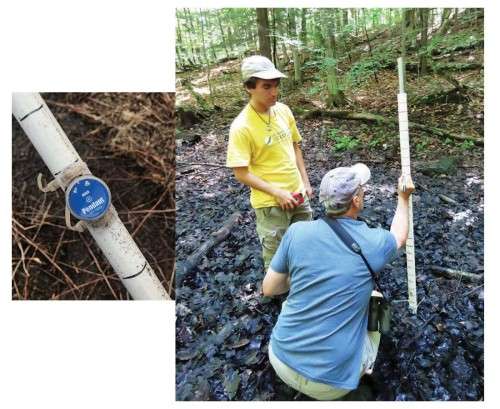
[322,217,392,335]
[368,292,392,334]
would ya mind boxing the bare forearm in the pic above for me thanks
[262,268,291,296]
[390,195,410,249]
[263,278,290,296]
[294,144,310,188]
[234,169,279,197]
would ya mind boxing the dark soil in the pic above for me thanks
[12,93,175,300]
[175,113,484,400]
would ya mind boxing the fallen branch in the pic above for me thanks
[438,194,458,205]
[177,212,242,283]
[177,162,227,168]
[304,109,483,145]
[430,265,483,283]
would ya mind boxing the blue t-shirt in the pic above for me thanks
[269,217,397,390]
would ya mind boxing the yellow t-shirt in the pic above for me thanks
[226,102,304,209]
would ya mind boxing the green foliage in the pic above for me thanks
[322,57,338,70]
[367,138,381,149]
[443,137,474,150]
[346,59,380,87]
[415,136,431,152]
[426,32,482,56]
[326,127,340,140]
[303,59,323,70]
[307,84,323,95]
[345,45,396,87]
[327,128,359,152]
[458,139,474,150]
[367,128,392,150]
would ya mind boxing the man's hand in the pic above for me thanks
[391,175,415,249]
[273,188,299,210]
[397,175,415,200]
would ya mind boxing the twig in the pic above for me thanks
[12,220,79,294]
[430,265,483,282]
[438,194,458,205]
[177,161,227,168]
[132,189,169,237]
[56,277,106,298]
[168,261,175,298]
[12,278,22,300]
[463,283,484,297]
[13,231,30,279]
[51,230,66,262]
[26,199,52,272]
[121,209,176,214]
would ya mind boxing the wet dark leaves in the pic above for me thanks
[223,367,241,400]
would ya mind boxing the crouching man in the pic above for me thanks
[262,164,415,400]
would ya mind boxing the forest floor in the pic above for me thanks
[12,93,175,300]
[175,22,484,401]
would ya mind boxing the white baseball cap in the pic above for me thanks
[319,163,371,214]
[241,55,287,82]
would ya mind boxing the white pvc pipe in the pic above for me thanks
[397,58,417,314]
[13,93,169,300]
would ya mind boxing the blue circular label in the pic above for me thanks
[66,176,111,221]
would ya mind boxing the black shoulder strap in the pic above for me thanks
[322,216,382,293]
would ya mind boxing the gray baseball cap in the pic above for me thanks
[241,55,287,82]
[319,163,371,215]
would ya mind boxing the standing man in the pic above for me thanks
[262,165,415,400]
[226,55,313,270]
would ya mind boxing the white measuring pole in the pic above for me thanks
[396,58,417,314]
[13,93,169,300]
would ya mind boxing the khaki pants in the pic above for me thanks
[254,198,312,269]
[268,331,381,401]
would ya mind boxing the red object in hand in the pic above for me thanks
[292,192,304,205]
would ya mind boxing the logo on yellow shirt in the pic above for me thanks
[264,136,272,145]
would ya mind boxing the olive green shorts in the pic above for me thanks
[254,198,313,269]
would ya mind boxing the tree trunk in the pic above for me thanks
[362,9,379,83]
[323,11,346,107]
[274,9,289,67]
[408,8,417,48]
[312,10,325,49]
[300,8,307,53]
[175,17,187,69]
[184,8,199,66]
[216,10,230,59]
[227,9,234,52]
[227,24,235,52]
[352,8,358,36]
[199,9,214,103]
[288,9,302,86]
[400,8,407,87]
[419,8,430,76]
[437,8,453,36]
[271,8,277,64]
[343,9,349,26]
[256,8,272,59]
